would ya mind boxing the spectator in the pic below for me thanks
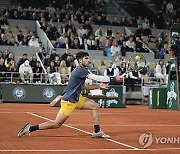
[61,49,71,61]
[83,20,93,36]
[0,34,8,45]
[0,15,8,26]
[126,64,141,91]
[166,1,174,16]
[29,55,37,69]
[43,54,50,68]
[135,37,143,52]
[71,38,80,49]
[77,33,84,46]
[16,30,24,45]
[33,61,43,83]
[105,27,113,38]
[26,31,34,42]
[47,61,57,74]
[54,56,61,68]
[0,58,7,82]
[159,43,168,59]
[53,38,61,48]
[7,59,18,80]
[50,49,59,61]
[19,60,33,83]
[113,53,126,68]
[87,35,96,50]
[59,33,67,45]
[58,60,69,84]
[5,52,14,68]
[121,41,129,56]
[17,53,28,69]
[28,36,39,47]
[80,38,90,50]
[95,25,105,45]
[61,38,71,49]
[155,59,167,83]
[126,37,135,49]
[7,59,17,72]
[19,37,28,46]
[129,42,137,52]
[38,48,46,61]
[45,26,54,40]
[104,61,117,77]
[111,41,120,56]
[55,27,63,39]
[116,62,126,76]
[137,16,144,28]
[65,54,74,68]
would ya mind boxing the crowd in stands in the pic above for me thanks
[0,0,179,58]
[154,0,180,28]
[0,0,179,89]
[0,45,174,92]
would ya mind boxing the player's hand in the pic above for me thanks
[50,95,62,107]
[115,76,123,82]
[99,83,109,89]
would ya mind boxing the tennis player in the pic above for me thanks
[18,51,122,138]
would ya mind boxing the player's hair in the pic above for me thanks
[76,51,89,61]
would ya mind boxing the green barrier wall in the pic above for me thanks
[93,85,125,108]
[149,87,167,109]
[1,83,66,103]
[166,58,180,110]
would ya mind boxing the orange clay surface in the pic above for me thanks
[0,103,180,154]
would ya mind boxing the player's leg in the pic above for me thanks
[38,113,69,130]
[18,100,76,137]
[78,97,110,138]
[80,98,99,125]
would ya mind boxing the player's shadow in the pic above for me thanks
[32,134,89,138]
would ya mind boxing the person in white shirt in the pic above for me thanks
[126,37,134,49]
[104,61,117,77]
[59,33,67,45]
[166,1,174,16]
[111,41,120,56]
[19,60,33,83]
[77,26,86,37]
[126,64,141,91]
[95,25,104,47]
[155,59,167,83]
[28,36,39,47]
[113,53,126,68]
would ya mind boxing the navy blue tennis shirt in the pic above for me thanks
[62,66,89,103]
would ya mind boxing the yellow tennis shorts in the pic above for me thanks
[59,94,85,116]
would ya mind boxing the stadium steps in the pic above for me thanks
[0,0,11,12]
[106,0,128,19]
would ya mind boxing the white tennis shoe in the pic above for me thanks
[92,130,110,138]
[17,123,31,137]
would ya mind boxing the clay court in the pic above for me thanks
[0,103,180,154]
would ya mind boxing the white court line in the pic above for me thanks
[65,124,180,127]
[27,112,138,150]
[1,147,180,152]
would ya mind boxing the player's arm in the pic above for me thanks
[87,72,122,84]
[84,83,109,90]
[49,95,62,107]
